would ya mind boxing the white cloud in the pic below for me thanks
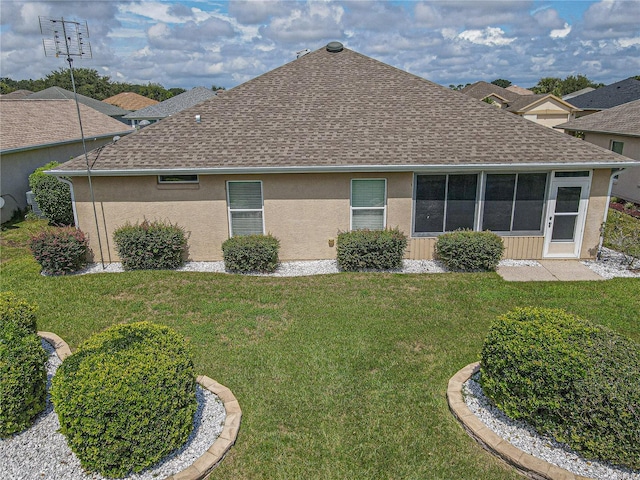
[458,27,516,46]
[618,37,640,48]
[550,22,571,39]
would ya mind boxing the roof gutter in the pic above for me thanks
[46,161,640,177]
[598,167,629,259]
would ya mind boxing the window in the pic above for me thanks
[482,173,547,232]
[414,174,477,234]
[351,179,386,230]
[611,141,624,155]
[227,181,264,236]
[158,175,199,183]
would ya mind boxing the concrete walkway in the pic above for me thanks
[497,260,605,282]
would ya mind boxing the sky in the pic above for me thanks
[1,0,639,91]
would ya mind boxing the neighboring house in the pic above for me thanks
[460,81,579,129]
[506,85,534,96]
[123,87,218,127]
[28,86,131,124]
[556,99,640,204]
[569,77,640,117]
[563,87,595,101]
[0,99,133,223]
[49,43,639,263]
[0,89,34,100]
[103,92,159,111]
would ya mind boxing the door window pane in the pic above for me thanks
[482,174,515,231]
[415,175,446,233]
[555,187,581,213]
[513,173,547,231]
[552,216,577,241]
[445,174,477,231]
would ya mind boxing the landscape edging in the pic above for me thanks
[38,331,241,480]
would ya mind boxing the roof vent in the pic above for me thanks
[326,41,343,53]
[296,48,311,59]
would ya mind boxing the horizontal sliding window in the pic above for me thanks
[414,174,477,234]
[482,173,547,232]
[227,181,264,236]
[158,175,199,183]
[351,179,386,230]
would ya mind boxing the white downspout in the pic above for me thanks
[598,168,627,258]
[56,177,79,229]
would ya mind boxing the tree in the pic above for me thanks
[44,67,113,100]
[531,74,603,97]
[449,83,470,91]
[28,162,74,226]
[491,79,511,88]
[211,85,226,91]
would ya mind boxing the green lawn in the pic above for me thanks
[2,220,639,480]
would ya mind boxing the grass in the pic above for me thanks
[2,219,639,479]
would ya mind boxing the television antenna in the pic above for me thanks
[39,16,105,267]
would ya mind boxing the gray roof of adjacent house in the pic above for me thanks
[556,99,640,137]
[123,87,218,121]
[27,86,130,117]
[567,78,640,110]
[0,89,34,100]
[0,99,133,153]
[562,87,595,101]
[51,44,635,176]
[460,81,520,102]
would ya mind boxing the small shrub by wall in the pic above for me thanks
[28,162,74,226]
[0,295,47,438]
[603,208,639,267]
[481,307,640,470]
[113,220,188,270]
[29,227,89,275]
[435,230,504,271]
[50,322,197,478]
[336,228,407,272]
[222,234,280,273]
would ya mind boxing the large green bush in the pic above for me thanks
[222,234,280,273]
[28,162,74,226]
[51,322,197,478]
[0,295,47,438]
[336,228,407,272]
[481,307,640,470]
[30,227,89,275]
[113,220,188,270]
[435,229,504,271]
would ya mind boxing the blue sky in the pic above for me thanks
[1,1,639,91]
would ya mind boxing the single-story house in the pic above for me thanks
[28,86,131,124]
[103,92,159,111]
[0,99,133,223]
[460,81,579,130]
[568,77,640,118]
[556,99,640,204]
[123,87,218,127]
[49,43,640,263]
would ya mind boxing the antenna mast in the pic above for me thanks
[39,16,105,267]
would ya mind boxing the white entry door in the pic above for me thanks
[543,175,591,258]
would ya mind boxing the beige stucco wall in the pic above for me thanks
[583,133,640,203]
[522,99,573,130]
[71,169,609,263]
[0,138,115,223]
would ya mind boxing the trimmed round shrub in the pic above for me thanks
[222,234,280,273]
[435,229,504,271]
[336,228,407,272]
[51,322,197,478]
[28,162,74,226]
[30,227,90,275]
[481,307,640,469]
[1,296,47,438]
[113,220,188,270]
[0,291,38,334]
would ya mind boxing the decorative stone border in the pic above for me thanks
[447,362,593,480]
[38,331,241,480]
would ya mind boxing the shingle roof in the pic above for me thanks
[53,45,634,174]
[0,89,34,100]
[123,87,217,120]
[27,87,129,117]
[460,81,520,102]
[505,94,578,114]
[568,78,640,110]
[506,85,534,96]
[103,92,159,110]
[555,99,640,137]
[0,99,133,152]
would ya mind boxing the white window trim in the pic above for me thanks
[350,178,387,231]
[226,180,265,237]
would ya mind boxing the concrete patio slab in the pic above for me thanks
[497,260,605,282]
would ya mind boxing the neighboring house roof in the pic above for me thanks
[506,85,534,95]
[505,94,578,114]
[555,98,640,137]
[0,89,34,100]
[562,87,595,101]
[568,78,640,110]
[27,86,129,117]
[52,44,632,175]
[103,92,159,110]
[123,87,218,120]
[0,99,133,153]
[460,81,520,102]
